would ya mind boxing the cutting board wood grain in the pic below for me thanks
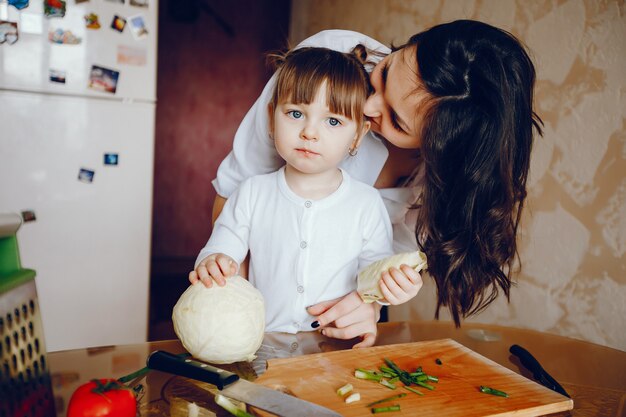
[253,339,573,416]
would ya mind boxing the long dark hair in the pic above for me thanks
[408,20,543,325]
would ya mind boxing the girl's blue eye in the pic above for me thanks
[288,110,303,119]
[328,118,341,127]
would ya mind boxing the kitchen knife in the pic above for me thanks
[147,350,343,417]
[509,344,570,398]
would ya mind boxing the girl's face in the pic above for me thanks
[270,83,366,176]
[365,45,427,150]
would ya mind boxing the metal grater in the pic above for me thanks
[0,213,55,417]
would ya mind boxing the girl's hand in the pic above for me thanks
[306,291,381,349]
[188,253,238,287]
[379,264,423,305]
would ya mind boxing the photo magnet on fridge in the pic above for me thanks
[111,15,127,33]
[48,28,82,44]
[128,14,148,40]
[104,153,119,166]
[21,210,37,223]
[49,69,66,84]
[44,0,67,18]
[84,13,101,29]
[0,21,18,45]
[117,45,146,66]
[130,0,148,7]
[88,65,120,94]
[78,168,95,183]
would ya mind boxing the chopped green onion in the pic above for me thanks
[379,366,397,376]
[215,394,254,417]
[416,380,435,390]
[404,386,424,396]
[479,386,508,398]
[379,379,397,390]
[337,383,353,397]
[435,358,442,365]
[383,358,412,386]
[355,369,383,382]
[366,393,407,407]
[427,375,439,382]
[345,392,361,403]
[371,404,401,413]
[388,376,400,384]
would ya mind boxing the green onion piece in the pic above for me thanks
[388,376,400,383]
[412,374,428,383]
[345,392,361,404]
[355,369,383,382]
[383,358,412,386]
[479,386,509,398]
[415,366,423,373]
[404,386,424,396]
[416,380,435,390]
[337,383,353,397]
[366,393,407,407]
[371,404,401,413]
[379,366,397,376]
[215,394,254,417]
[435,358,442,365]
[427,375,439,382]
[379,379,397,390]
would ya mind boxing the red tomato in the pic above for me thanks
[67,379,137,417]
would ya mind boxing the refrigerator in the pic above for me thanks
[0,0,157,351]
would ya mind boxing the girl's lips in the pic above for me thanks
[295,148,320,156]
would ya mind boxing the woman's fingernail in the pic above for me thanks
[311,321,320,329]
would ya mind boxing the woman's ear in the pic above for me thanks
[267,103,275,139]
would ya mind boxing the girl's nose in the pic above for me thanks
[300,124,318,141]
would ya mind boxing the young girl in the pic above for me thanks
[189,47,422,344]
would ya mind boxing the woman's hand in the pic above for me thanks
[306,291,381,349]
[188,253,238,287]
[379,264,423,305]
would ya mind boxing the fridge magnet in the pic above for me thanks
[0,21,19,45]
[21,210,37,223]
[8,0,30,10]
[84,13,101,29]
[117,45,146,66]
[49,69,66,83]
[128,14,148,40]
[104,153,119,166]
[44,0,67,18]
[48,28,82,44]
[130,0,148,7]
[78,168,95,183]
[110,15,126,33]
[88,65,120,94]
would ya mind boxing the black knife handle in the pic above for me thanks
[510,344,570,398]
[147,350,239,390]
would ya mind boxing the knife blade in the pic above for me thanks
[147,350,343,417]
[509,344,570,398]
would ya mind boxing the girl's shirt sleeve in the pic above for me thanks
[212,30,391,199]
[195,178,254,267]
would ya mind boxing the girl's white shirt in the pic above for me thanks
[212,29,422,253]
[198,167,394,333]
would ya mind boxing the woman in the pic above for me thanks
[210,20,543,348]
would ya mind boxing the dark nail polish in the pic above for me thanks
[311,321,319,329]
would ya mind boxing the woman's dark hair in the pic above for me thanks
[407,20,543,325]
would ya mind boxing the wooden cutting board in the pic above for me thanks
[253,339,573,416]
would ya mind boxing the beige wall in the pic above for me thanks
[290,0,626,351]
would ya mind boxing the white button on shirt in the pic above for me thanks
[197,167,394,333]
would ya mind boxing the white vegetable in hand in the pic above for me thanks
[172,275,265,364]
[357,251,428,303]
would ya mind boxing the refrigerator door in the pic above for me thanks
[0,90,154,351]
[0,0,157,101]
